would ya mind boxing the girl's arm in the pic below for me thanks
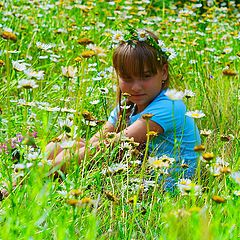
[121,118,164,143]
[53,119,162,168]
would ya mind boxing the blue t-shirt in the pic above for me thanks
[108,89,201,180]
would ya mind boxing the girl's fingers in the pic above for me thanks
[46,142,63,160]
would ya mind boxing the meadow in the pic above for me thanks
[0,0,239,239]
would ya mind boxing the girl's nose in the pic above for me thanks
[131,81,142,92]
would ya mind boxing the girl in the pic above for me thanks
[46,28,201,190]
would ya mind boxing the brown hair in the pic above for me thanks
[112,30,169,132]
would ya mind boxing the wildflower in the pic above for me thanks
[122,92,131,97]
[112,30,124,43]
[194,144,205,152]
[99,87,109,94]
[77,37,94,46]
[82,110,95,121]
[222,69,238,76]
[146,131,158,137]
[102,163,128,176]
[24,68,44,80]
[223,47,233,54]
[90,100,100,105]
[148,155,175,170]
[120,105,131,110]
[61,66,77,78]
[106,132,117,139]
[12,60,31,72]
[0,60,4,66]
[202,152,214,161]
[231,171,240,185]
[212,195,226,203]
[220,134,234,142]
[36,41,56,51]
[158,40,166,48]
[69,189,82,196]
[104,191,119,203]
[17,79,38,89]
[233,190,240,197]
[177,179,201,196]
[209,157,231,176]
[200,129,212,137]
[142,113,154,120]
[165,89,185,100]
[67,197,95,207]
[81,50,95,58]
[185,110,205,119]
[1,31,17,41]
[87,44,106,57]
[59,117,73,132]
[166,48,177,60]
[184,89,195,98]
[137,29,148,41]
[74,56,82,62]
[126,196,136,204]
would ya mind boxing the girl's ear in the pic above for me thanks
[162,64,168,81]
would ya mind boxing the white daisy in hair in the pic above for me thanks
[112,30,124,43]
[137,29,148,41]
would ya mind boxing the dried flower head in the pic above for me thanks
[81,50,95,58]
[142,113,154,120]
[222,69,238,76]
[200,129,212,137]
[0,60,5,66]
[1,31,17,41]
[104,191,119,203]
[194,144,205,152]
[202,152,214,161]
[212,195,226,203]
[77,37,94,46]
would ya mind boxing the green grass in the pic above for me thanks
[0,0,240,239]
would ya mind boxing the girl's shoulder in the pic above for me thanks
[148,89,186,113]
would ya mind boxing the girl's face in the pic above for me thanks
[119,64,168,113]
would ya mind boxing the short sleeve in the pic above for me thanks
[108,106,119,127]
[141,99,186,133]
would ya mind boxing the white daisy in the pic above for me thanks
[17,79,38,89]
[185,110,205,119]
[165,89,185,100]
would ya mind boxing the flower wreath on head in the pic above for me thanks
[112,26,177,61]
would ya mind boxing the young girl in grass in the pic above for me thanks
[46,28,201,190]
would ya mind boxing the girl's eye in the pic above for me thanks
[121,76,132,82]
[143,74,153,80]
